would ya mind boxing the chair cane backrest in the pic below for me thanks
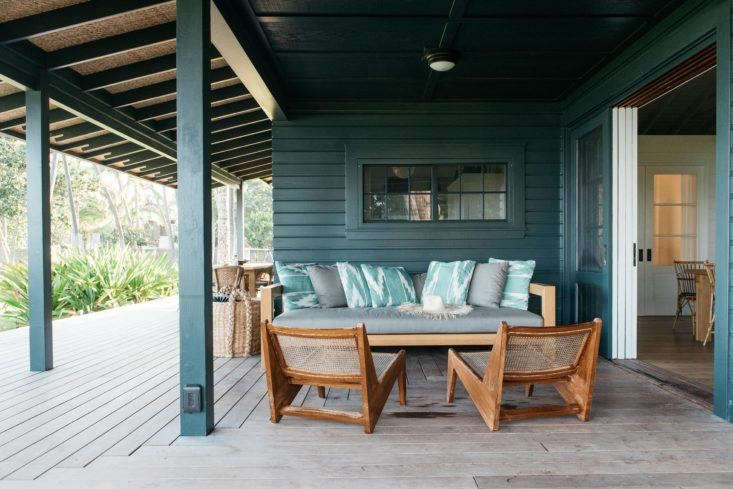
[487,320,601,384]
[214,265,243,292]
[673,260,705,296]
[266,324,376,382]
[504,328,590,375]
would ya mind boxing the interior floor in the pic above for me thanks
[637,315,713,392]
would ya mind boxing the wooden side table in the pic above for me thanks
[240,262,273,294]
[692,268,712,342]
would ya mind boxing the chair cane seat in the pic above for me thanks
[458,350,489,377]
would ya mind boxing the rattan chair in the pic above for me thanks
[261,321,407,433]
[213,265,243,292]
[672,260,705,332]
[446,319,602,431]
[703,261,715,346]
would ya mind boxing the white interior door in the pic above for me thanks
[637,166,703,315]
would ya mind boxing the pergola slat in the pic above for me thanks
[210,119,271,143]
[222,155,272,172]
[0,0,172,44]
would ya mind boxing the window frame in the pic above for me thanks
[345,141,526,240]
[362,163,509,223]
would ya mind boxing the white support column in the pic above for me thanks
[235,183,244,259]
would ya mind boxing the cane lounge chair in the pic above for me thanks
[261,321,407,433]
[446,319,602,431]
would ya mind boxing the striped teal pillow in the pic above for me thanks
[274,261,319,311]
[336,262,371,308]
[488,258,536,310]
[422,260,476,305]
[360,264,416,307]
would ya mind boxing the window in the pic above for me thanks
[652,174,697,265]
[363,164,507,222]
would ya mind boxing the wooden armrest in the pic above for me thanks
[260,284,283,323]
[529,283,556,326]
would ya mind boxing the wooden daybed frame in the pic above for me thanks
[260,282,556,346]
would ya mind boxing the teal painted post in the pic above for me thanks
[176,0,213,436]
[26,84,53,372]
[235,183,244,258]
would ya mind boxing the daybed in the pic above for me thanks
[261,282,555,346]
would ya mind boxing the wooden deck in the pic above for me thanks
[1,298,732,488]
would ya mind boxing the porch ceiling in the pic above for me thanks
[0,1,273,187]
[248,0,686,103]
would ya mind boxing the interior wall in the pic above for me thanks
[638,135,716,260]
[271,105,564,317]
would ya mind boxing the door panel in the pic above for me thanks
[570,113,612,357]
[637,166,703,315]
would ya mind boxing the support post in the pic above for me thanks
[26,84,53,372]
[226,186,234,262]
[176,0,213,436]
[235,183,244,259]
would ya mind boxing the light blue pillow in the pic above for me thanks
[422,260,476,305]
[488,258,536,310]
[336,262,371,308]
[360,264,416,307]
[274,261,319,311]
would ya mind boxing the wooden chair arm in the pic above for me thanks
[529,283,556,326]
[260,284,283,323]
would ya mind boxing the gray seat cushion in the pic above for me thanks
[273,306,543,335]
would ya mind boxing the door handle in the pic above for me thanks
[647,249,652,262]
[637,246,643,264]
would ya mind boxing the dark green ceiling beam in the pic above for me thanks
[211,132,271,154]
[0,107,75,131]
[211,141,271,164]
[0,0,172,45]
[159,108,268,133]
[81,50,222,91]
[222,153,272,171]
[135,84,250,121]
[110,66,237,108]
[47,22,176,70]
[56,132,121,152]
[83,142,146,160]
[229,157,272,175]
[210,120,271,143]
[56,80,248,143]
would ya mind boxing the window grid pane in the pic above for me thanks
[363,164,508,222]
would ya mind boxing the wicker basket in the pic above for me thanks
[213,289,261,357]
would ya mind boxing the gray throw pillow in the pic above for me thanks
[307,265,347,308]
[411,273,426,303]
[467,262,508,308]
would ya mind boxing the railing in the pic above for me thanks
[240,248,273,263]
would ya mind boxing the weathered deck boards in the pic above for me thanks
[0,297,732,488]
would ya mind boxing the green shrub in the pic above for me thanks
[0,248,178,326]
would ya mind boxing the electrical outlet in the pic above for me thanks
[182,384,202,413]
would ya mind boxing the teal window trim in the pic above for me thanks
[345,141,526,240]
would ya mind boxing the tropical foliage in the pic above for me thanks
[0,248,178,326]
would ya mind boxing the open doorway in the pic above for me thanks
[635,69,716,397]
[612,52,717,404]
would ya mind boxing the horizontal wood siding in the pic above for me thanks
[272,109,563,317]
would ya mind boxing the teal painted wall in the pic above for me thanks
[272,106,564,318]
[561,0,731,421]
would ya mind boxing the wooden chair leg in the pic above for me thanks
[446,350,458,404]
[317,386,326,398]
[398,367,407,405]
[524,384,534,397]
[673,297,682,330]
